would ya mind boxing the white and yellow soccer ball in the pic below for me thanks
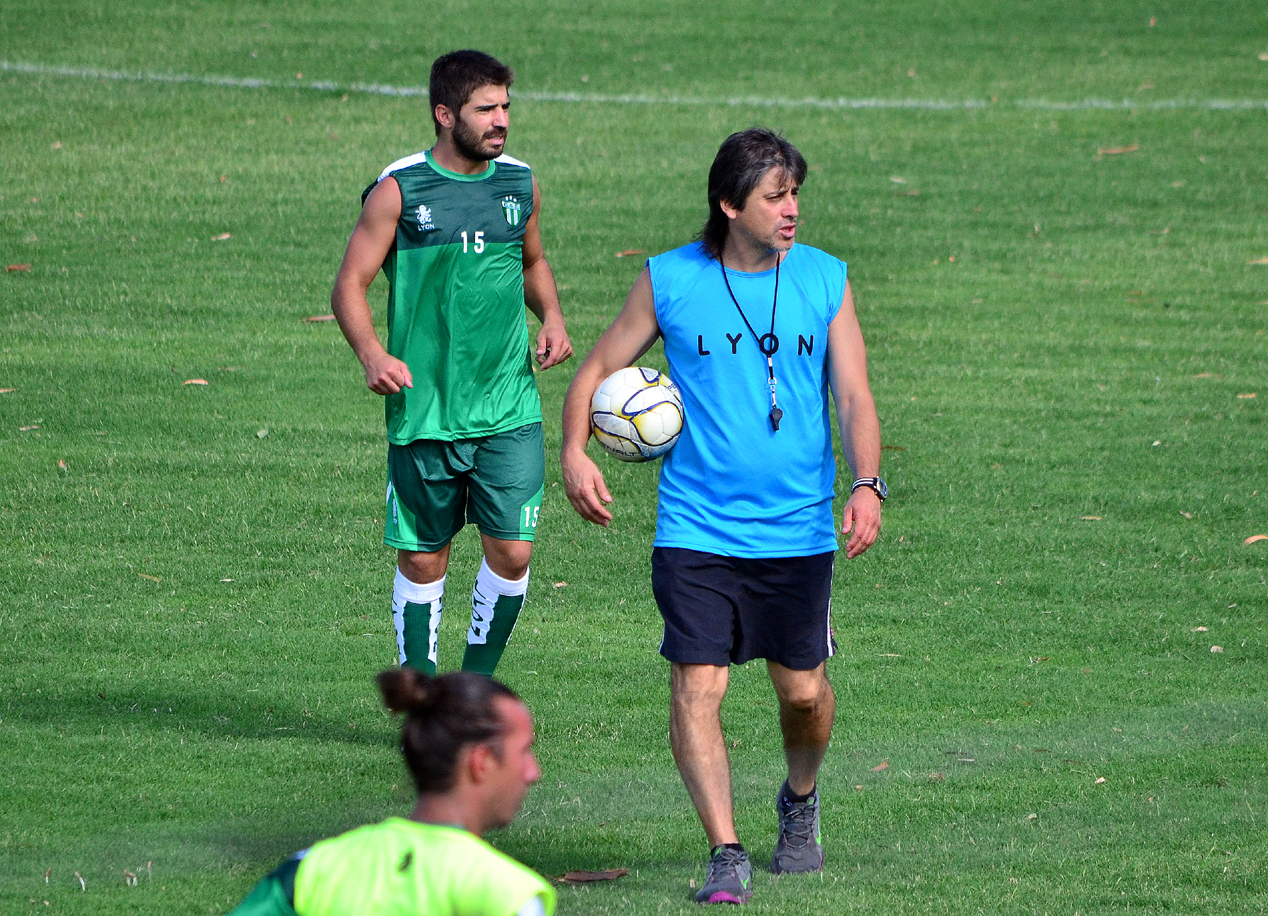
[590,366,684,462]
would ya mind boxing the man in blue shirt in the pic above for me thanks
[561,129,885,904]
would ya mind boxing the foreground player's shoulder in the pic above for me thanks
[788,244,848,322]
[360,151,429,205]
[791,242,846,273]
[458,831,557,916]
[649,240,710,273]
[494,152,532,174]
[377,150,431,182]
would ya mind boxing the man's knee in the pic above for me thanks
[481,537,532,580]
[671,663,729,710]
[399,546,450,584]
[769,665,832,713]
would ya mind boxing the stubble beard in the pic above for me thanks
[452,116,505,163]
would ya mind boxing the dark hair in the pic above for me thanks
[698,128,808,258]
[429,50,515,135]
[377,668,519,794]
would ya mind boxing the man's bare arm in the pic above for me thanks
[331,178,413,395]
[561,268,662,526]
[522,177,573,370]
[827,280,882,559]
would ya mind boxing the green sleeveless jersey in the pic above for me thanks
[367,150,542,443]
[229,818,556,916]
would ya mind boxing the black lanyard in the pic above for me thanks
[720,254,783,431]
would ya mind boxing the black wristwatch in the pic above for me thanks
[850,477,888,502]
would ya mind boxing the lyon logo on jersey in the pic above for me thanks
[416,205,435,231]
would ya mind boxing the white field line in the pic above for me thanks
[5,59,1268,112]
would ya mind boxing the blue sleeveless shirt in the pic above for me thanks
[648,242,846,558]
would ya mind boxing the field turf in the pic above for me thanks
[2,1,1267,913]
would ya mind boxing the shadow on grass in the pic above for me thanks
[3,684,396,748]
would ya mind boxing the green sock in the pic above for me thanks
[462,593,525,675]
[401,601,437,676]
[392,569,443,675]
[461,560,528,676]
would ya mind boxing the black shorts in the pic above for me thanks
[651,547,836,670]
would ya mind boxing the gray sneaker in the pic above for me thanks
[772,782,824,874]
[695,845,753,904]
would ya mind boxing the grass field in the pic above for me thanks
[3,1,1267,913]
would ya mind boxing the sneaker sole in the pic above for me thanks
[700,890,752,904]
[771,855,823,875]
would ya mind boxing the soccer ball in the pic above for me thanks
[590,366,684,462]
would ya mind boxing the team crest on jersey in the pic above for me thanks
[415,204,435,231]
[500,195,521,227]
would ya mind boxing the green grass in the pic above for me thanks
[3,1,1267,913]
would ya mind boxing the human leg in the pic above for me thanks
[670,662,737,847]
[767,661,834,874]
[461,535,533,675]
[767,662,835,794]
[461,424,543,676]
[392,546,452,675]
[385,440,467,673]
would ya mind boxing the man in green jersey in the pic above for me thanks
[332,50,572,677]
[229,668,554,916]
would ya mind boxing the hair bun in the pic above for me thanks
[377,667,439,714]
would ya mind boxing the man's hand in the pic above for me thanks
[535,319,573,370]
[841,487,881,559]
[562,449,614,526]
[363,351,413,395]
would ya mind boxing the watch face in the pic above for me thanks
[876,478,888,500]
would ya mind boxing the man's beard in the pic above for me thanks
[452,116,504,162]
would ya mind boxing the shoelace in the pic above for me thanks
[709,846,749,877]
[779,798,818,846]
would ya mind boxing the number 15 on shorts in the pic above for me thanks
[519,484,544,540]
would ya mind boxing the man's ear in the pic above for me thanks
[434,103,456,131]
[465,742,494,784]
[719,198,740,221]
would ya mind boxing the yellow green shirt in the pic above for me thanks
[229,818,555,916]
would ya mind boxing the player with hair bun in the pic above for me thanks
[229,669,554,916]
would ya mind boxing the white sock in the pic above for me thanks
[392,569,445,668]
[467,559,529,646]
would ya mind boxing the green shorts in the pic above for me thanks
[384,423,545,552]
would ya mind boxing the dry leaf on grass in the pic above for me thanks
[58,459,67,470]
[184,379,209,386]
[1193,372,1220,378]
[1244,535,1268,545]
[1249,257,1268,265]
[0,388,17,393]
[1211,645,1224,653]
[212,233,232,241]
[558,868,630,884]
[614,249,645,258]
[20,424,40,431]
[1098,144,1139,155]
[7,263,31,272]
[552,581,568,588]
[1081,515,1102,521]
[303,314,337,322]
[74,871,86,891]
[138,573,161,583]
[871,760,889,772]
[1236,393,1256,399]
